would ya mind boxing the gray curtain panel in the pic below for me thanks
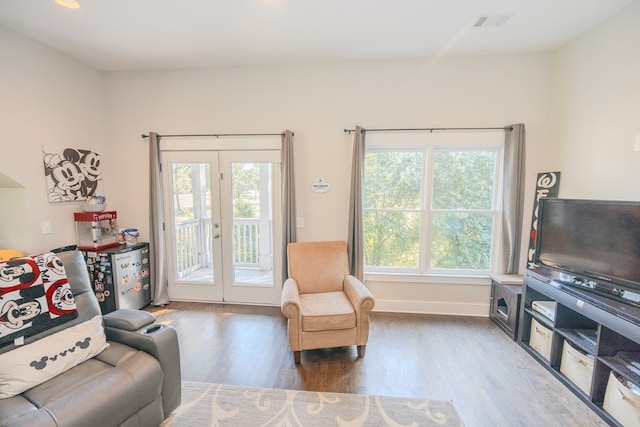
[500,123,526,274]
[149,132,170,305]
[281,130,296,280]
[348,126,365,281]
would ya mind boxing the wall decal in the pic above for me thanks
[42,147,102,202]
[527,171,561,269]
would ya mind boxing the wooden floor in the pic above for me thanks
[147,302,607,427]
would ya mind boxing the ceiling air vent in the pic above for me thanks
[474,16,510,27]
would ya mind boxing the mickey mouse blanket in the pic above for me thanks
[0,252,78,346]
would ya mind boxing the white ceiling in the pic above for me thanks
[0,0,634,71]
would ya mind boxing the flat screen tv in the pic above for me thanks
[534,198,640,304]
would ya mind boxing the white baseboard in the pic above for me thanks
[373,299,490,317]
[168,298,489,317]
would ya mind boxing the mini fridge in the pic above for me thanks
[81,242,151,314]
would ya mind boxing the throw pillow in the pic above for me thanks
[0,315,108,398]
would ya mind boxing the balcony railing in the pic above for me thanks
[233,218,260,267]
[175,218,266,279]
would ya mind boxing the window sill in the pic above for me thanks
[364,272,491,286]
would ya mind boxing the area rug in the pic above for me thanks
[161,381,464,426]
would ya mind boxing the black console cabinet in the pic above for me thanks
[490,274,523,341]
[520,267,640,426]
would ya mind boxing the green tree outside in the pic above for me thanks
[364,148,497,271]
[364,151,422,268]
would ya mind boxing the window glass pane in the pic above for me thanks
[364,151,422,209]
[171,162,213,283]
[231,162,273,286]
[432,150,496,210]
[364,211,420,268]
[431,212,493,270]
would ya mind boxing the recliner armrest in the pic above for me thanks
[103,308,155,331]
[104,310,181,417]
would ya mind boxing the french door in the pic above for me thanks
[161,150,282,305]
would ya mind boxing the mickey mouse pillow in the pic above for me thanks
[0,314,107,398]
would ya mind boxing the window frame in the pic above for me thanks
[363,131,504,276]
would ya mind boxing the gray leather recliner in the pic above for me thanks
[0,250,181,427]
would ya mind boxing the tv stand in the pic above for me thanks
[520,267,640,426]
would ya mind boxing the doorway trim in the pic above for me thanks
[159,136,283,305]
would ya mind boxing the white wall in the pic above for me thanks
[550,1,640,200]
[0,25,107,254]
[106,56,553,242]
[105,54,554,315]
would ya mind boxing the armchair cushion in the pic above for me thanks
[300,291,356,332]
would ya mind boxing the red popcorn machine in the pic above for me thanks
[74,211,119,250]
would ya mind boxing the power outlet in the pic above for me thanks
[41,221,52,235]
[635,135,640,152]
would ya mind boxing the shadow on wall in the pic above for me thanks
[0,172,29,253]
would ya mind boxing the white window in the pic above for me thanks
[364,131,503,275]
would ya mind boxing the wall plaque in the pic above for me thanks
[311,178,330,193]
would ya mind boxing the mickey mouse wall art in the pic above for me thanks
[42,147,102,202]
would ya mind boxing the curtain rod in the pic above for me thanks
[343,126,512,134]
[141,132,290,139]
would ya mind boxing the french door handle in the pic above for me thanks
[213,233,220,239]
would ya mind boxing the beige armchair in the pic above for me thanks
[281,240,375,364]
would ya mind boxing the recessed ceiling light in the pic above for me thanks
[54,0,80,9]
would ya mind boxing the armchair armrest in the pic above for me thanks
[104,309,181,417]
[281,278,303,352]
[344,275,375,314]
[344,275,375,347]
[281,278,301,320]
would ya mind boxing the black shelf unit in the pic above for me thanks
[489,274,523,341]
[520,267,640,426]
